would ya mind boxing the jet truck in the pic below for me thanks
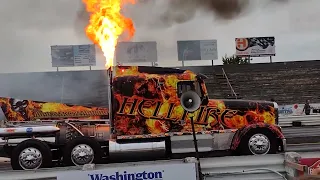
[0,65,286,170]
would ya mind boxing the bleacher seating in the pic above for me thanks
[181,60,320,105]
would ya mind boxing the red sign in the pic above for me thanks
[235,38,249,51]
[299,158,320,176]
[6,129,15,133]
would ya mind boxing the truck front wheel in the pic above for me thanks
[237,129,277,155]
[63,137,103,167]
[11,139,52,170]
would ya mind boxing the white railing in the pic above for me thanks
[2,152,320,180]
[279,114,320,127]
[221,68,238,99]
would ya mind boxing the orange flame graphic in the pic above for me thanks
[82,0,136,68]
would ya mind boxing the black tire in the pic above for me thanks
[11,139,52,170]
[237,128,278,156]
[63,136,103,166]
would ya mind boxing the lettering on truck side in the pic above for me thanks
[117,96,239,125]
[88,170,164,180]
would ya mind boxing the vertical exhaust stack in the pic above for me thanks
[108,66,115,136]
[0,98,13,126]
[273,102,279,125]
[0,105,5,127]
[0,109,5,128]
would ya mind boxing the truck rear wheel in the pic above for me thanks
[63,137,103,166]
[11,139,52,170]
[237,128,277,155]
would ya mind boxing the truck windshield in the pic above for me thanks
[177,81,203,98]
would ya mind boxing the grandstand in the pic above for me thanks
[183,60,320,104]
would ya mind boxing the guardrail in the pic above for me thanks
[279,114,320,127]
[2,152,320,180]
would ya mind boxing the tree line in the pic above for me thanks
[222,54,252,65]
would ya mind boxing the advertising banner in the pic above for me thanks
[177,40,218,61]
[51,44,96,67]
[278,103,320,116]
[115,41,158,63]
[57,162,197,180]
[235,36,275,57]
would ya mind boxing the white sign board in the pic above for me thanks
[57,162,197,180]
[115,41,158,63]
[177,40,218,61]
[199,40,218,60]
[235,36,275,57]
[73,44,96,66]
[279,103,320,116]
[51,44,96,67]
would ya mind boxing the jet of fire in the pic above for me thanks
[82,0,136,68]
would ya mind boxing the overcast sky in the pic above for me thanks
[0,0,319,73]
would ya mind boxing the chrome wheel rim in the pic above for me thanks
[18,147,42,170]
[71,144,94,166]
[248,133,270,155]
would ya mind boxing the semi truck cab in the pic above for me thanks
[111,66,285,155]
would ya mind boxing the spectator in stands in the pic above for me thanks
[302,100,311,115]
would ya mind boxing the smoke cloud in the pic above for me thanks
[0,70,111,121]
[0,71,109,106]
[155,0,290,27]
[160,0,250,24]
[76,0,290,31]
[75,2,90,36]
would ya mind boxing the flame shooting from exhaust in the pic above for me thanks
[82,0,136,68]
